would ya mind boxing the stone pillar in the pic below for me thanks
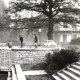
[7,71,12,80]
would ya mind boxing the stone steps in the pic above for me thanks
[57,72,71,80]
[71,64,80,71]
[76,62,80,66]
[62,70,80,80]
[52,74,62,80]
[52,62,80,80]
[67,68,80,77]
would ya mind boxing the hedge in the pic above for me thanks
[31,49,79,74]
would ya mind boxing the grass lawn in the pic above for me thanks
[21,63,38,71]
[25,75,54,80]
[21,64,54,80]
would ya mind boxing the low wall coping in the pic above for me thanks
[11,48,55,51]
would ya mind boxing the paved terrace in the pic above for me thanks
[12,62,80,80]
[12,64,53,80]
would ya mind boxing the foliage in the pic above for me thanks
[31,62,48,70]
[32,49,79,74]
[8,0,80,39]
[70,38,80,45]
[0,17,10,30]
[60,49,79,63]
[46,49,79,74]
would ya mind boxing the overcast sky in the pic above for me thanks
[3,0,11,7]
[3,0,41,7]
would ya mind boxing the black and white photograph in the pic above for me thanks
[0,0,80,80]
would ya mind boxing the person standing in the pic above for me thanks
[34,35,38,43]
[19,35,23,48]
[34,34,38,48]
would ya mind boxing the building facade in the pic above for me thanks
[53,23,80,48]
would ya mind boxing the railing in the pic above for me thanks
[0,49,12,71]
[57,27,80,31]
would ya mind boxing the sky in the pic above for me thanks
[3,0,80,8]
[3,0,41,7]
[3,0,11,7]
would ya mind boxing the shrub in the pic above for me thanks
[60,49,79,64]
[31,62,47,70]
[45,49,79,74]
[70,38,80,45]
[31,49,79,74]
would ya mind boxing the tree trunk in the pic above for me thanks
[47,17,54,40]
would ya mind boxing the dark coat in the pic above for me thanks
[34,36,38,43]
[19,36,23,42]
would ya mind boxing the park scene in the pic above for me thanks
[0,0,80,80]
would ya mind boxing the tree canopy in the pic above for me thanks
[8,0,80,39]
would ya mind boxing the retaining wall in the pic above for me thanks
[0,48,55,71]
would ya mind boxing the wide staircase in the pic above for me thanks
[52,62,80,80]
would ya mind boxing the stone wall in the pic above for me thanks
[0,48,54,71]
[12,49,54,64]
[0,28,48,45]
